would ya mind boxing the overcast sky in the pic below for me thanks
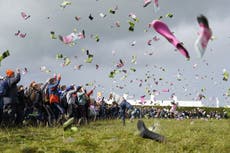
[1,0,230,106]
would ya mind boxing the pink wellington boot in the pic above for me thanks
[195,15,212,58]
[143,0,152,7]
[150,20,190,60]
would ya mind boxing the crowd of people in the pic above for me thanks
[0,69,98,127]
[138,107,228,120]
[0,69,228,127]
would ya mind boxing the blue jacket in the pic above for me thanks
[120,99,132,111]
[48,80,60,103]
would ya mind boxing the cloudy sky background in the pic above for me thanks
[1,0,230,106]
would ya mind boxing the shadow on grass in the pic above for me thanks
[21,147,39,153]
[60,150,76,153]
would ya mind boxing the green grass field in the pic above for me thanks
[0,119,229,153]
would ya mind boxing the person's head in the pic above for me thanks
[49,77,56,84]
[76,86,82,92]
[29,81,36,87]
[6,69,15,77]
[31,82,41,91]
[60,85,67,91]
[18,85,24,92]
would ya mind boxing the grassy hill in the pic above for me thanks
[0,119,229,153]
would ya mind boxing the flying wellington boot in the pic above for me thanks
[137,120,165,142]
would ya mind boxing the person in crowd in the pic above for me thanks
[110,101,119,119]
[16,85,26,126]
[25,81,45,125]
[59,85,68,115]
[0,76,9,125]
[66,85,78,119]
[24,82,38,124]
[88,98,98,122]
[40,79,54,126]
[47,74,64,124]
[170,101,178,118]
[119,96,133,126]
[99,97,107,120]
[3,69,21,126]
[76,86,88,125]
[84,86,96,124]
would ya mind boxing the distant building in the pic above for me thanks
[126,99,203,107]
[106,92,203,107]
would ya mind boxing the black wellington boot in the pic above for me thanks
[137,120,165,142]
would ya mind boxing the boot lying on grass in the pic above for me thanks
[63,117,74,131]
[137,120,165,143]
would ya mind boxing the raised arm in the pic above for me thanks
[8,71,20,86]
